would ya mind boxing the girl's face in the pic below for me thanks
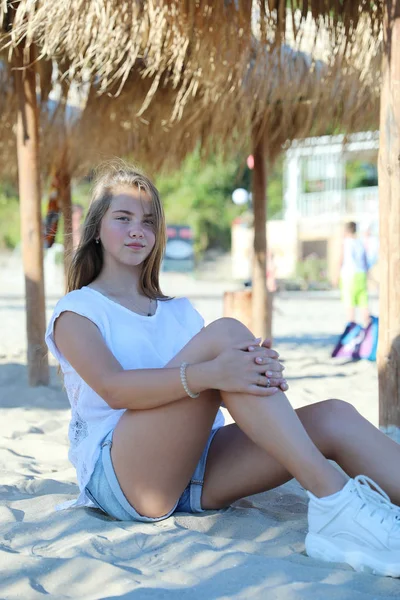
[99,185,156,269]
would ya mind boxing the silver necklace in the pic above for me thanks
[122,293,153,316]
[130,296,153,317]
[95,286,154,316]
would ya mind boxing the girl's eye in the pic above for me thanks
[116,216,129,221]
[144,219,155,226]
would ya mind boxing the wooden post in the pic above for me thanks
[378,0,400,441]
[251,128,270,339]
[378,1,400,440]
[15,45,49,386]
[58,159,73,285]
[223,289,252,331]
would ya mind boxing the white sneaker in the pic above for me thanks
[305,475,400,577]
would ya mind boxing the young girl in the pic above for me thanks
[46,162,400,578]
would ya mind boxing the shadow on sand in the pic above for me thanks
[0,363,68,409]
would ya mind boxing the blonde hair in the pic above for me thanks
[67,160,168,299]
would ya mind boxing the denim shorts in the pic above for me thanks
[85,426,221,522]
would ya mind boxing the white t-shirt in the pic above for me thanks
[45,287,224,510]
[341,237,369,278]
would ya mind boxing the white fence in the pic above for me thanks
[297,187,378,219]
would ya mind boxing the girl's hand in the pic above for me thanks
[210,339,284,396]
[247,337,288,392]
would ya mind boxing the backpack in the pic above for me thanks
[331,317,379,362]
[358,316,379,361]
[331,322,363,359]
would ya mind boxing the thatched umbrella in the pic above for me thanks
[62,37,380,339]
[246,1,399,439]
[246,2,397,439]
[197,35,380,337]
[1,2,383,90]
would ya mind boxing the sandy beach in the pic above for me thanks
[1,250,398,600]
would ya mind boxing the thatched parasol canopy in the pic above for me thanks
[1,1,382,177]
[1,2,383,124]
[0,40,380,185]
[62,34,380,177]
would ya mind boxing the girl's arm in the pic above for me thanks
[54,311,215,410]
[54,311,282,411]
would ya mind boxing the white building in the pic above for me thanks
[231,131,379,284]
[284,131,379,281]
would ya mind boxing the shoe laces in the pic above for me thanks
[354,475,400,526]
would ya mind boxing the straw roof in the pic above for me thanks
[1,2,383,121]
[1,1,254,121]
[0,2,382,180]
[0,38,381,183]
[66,31,380,173]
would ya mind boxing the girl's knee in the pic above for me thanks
[206,317,253,343]
[203,318,254,356]
[323,398,357,418]
[304,399,358,458]
[317,399,358,438]
[130,491,179,520]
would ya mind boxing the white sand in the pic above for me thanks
[1,251,399,599]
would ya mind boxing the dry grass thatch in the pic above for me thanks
[0,38,381,182]
[64,21,380,174]
[1,1,383,119]
[0,2,382,181]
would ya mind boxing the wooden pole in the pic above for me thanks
[251,128,270,339]
[15,45,49,386]
[378,1,400,441]
[58,158,73,286]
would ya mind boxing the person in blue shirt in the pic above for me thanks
[337,221,370,327]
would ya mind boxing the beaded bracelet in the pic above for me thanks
[180,362,200,398]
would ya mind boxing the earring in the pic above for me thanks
[95,238,100,244]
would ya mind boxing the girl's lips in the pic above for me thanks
[126,243,144,248]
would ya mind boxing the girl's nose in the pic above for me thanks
[128,223,144,238]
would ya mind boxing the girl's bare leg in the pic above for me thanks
[111,390,222,518]
[202,399,400,509]
[218,388,347,499]
[111,318,345,518]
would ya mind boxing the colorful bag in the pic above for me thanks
[331,322,363,359]
[331,317,378,361]
[358,316,379,361]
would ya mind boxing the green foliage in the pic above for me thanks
[0,185,20,249]
[156,150,242,254]
[156,149,284,255]
[295,257,329,290]
[71,182,92,211]
[267,156,284,218]
[345,160,378,189]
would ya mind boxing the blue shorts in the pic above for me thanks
[85,427,221,522]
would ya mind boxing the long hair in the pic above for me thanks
[67,160,168,299]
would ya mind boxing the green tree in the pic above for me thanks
[156,149,284,255]
[0,183,20,249]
